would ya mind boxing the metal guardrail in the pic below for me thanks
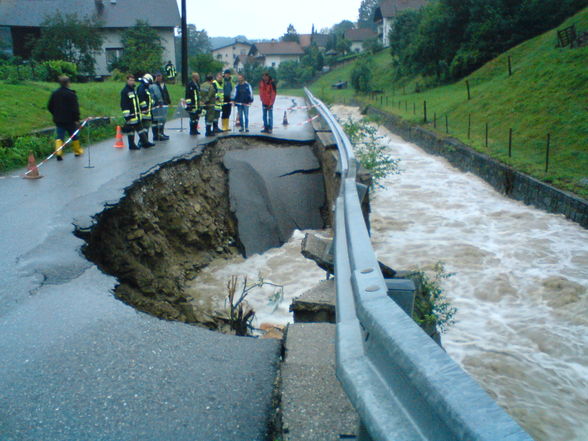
[304,88,533,441]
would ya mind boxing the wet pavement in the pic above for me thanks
[0,96,315,441]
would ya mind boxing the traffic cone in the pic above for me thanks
[113,125,125,148]
[283,111,289,126]
[23,152,42,179]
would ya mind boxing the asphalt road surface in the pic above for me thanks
[0,97,315,441]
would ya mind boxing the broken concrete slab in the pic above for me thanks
[290,279,335,323]
[224,147,325,256]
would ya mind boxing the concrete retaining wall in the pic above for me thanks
[362,105,588,229]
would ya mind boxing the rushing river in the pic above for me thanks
[188,105,588,441]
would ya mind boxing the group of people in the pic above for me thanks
[47,65,278,158]
[120,71,172,150]
[185,70,277,137]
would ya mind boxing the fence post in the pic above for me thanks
[413,102,416,115]
[508,56,512,76]
[434,112,437,128]
[445,114,449,134]
[508,128,513,157]
[485,122,489,148]
[545,133,551,172]
[423,100,427,123]
[466,80,471,100]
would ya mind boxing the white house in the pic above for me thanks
[211,41,253,70]
[344,28,378,53]
[374,0,427,47]
[248,41,304,68]
[0,0,180,76]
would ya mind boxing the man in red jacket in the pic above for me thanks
[259,72,276,134]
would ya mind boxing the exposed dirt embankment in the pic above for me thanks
[77,143,240,328]
[76,138,325,331]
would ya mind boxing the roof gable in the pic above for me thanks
[0,0,180,28]
[251,41,304,56]
[345,28,377,42]
[212,42,253,53]
[375,0,427,21]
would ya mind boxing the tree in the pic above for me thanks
[115,20,164,75]
[30,12,103,75]
[358,0,379,30]
[189,53,223,76]
[331,20,356,36]
[281,24,300,43]
[351,55,374,93]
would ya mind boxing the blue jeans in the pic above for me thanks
[262,105,273,130]
[237,105,250,129]
[55,123,79,141]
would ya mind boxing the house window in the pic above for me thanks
[105,48,123,68]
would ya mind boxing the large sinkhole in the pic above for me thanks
[75,137,327,332]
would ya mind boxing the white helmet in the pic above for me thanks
[143,73,153,84]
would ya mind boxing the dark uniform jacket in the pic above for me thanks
[47,86,80,125]
[120,84,141,124]
[136,79,153,119]
[185,80,201,112]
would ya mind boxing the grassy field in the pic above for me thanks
[0,81,187,138]
[0,81,187,171]
[309,8,588,199]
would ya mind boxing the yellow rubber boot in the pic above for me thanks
[72,139,84,156]
[54,139,64,161]
[222,118,230,131]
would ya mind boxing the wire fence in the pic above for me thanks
[318,89,586,198]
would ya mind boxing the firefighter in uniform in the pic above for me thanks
[136,73,156,147]
[200,74,217,137]
[221,69,234,132]
[185,72,202,136]
[120,74,142,150]
[165,60,177,84]
[212,72,224,133]
[47,75,84,160]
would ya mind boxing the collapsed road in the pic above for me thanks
[0,97,322,441]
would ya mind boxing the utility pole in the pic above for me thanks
[181,0,188,86]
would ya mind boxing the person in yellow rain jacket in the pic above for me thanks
[200,74,218,137]
[47,75,83,161]
[212,72,224,134]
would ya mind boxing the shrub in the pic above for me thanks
[350,55,374,93]
[43,60,78,81]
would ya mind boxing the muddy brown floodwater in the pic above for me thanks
[331,105,588,441]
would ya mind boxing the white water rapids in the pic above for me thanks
[188,105,588,441]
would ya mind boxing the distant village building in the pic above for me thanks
[374,0,427,47]
[248,41,304,68]
[298,33,329,51]
[344,28,378,53]
[211,41,253,70]
[0,0,180,76]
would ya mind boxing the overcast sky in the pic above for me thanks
[177,0,360,39]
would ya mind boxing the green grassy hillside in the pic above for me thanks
[310,7,588,199]
[0,81,186,138]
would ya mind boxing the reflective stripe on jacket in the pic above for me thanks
[120,84,141,124]
[137,80,153,120]
[212,80,223,110]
